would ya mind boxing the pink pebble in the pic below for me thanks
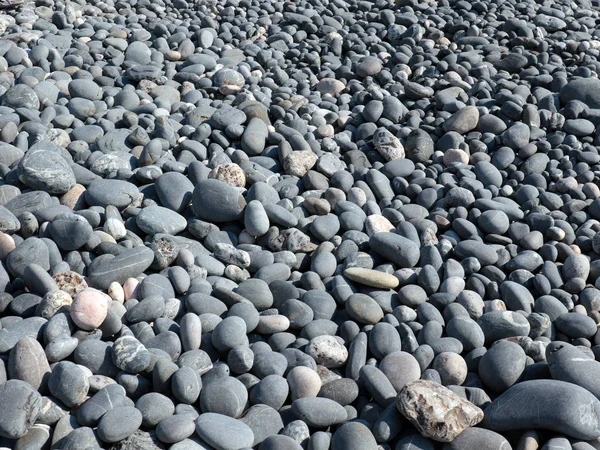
[70,288,109,330]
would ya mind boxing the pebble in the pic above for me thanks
[0,380,42,439]
[397,380,484,442]
[343,267,399,289]
[195,413,255,450]
[69,288,109,331]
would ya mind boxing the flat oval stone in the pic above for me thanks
[136,206,187,236]
[343,267,399,289]
[483,379,600,440]
[87,246,154,290]
[85,179,139,209]
[346,293,384,325]
[195,413,254,450]
[291,397,347,428]
[369,232,420,268]
[192,179,246,222]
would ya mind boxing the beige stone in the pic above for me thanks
[397,380,484,442]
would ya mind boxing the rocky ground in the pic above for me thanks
[1,0,600,448]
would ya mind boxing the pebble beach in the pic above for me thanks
[1,0,600,448]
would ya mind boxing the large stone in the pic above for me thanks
[397,380,484,442]
[0,380,42,439]
[483,379,600,440]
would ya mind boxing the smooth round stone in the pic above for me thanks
[287,366,322,400]
[368,322,402,359]
[112,335,151,374]
[479,340,526,392]
[136,392,175,428]
[369,232,420,268]
[0,380,42,439]
[250,374,289,410]
[0,206,19,235]
[85,179,139,209]
[483,380,600,440]
[235,278,273,311]
[478,210,510,235]
[48,361,89,407]
[346,294,384,325]
[316,376,357,408]
[240,404,284,446]
[432,352,468,386]
[200,376,248,417]
[155,172,194,213]
[156,414,196,444]
[245,200,270,237]
[380,351,421,393]
[446,316,485,352]
[68,79,102,100]
[212,316,248,352]
[179,315,201,350]
[442,427,511,450]
[192,179,246,222]
[555,312,597,338]
[343,267,399,289]
[331,421,378,450]
[8,336,51,391]
[97,406,143,443]
[291,397,347,427]
[398,285,428,307]
[172,366,201,404]
[136,206,187,235]
[195,413,254,450]
[454,240,499,266]
[70,288,109,331]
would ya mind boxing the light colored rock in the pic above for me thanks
[70,288,110,331]
[208,163,246,188]
[0,232,15,260]
[287,366,322,400]
[397,380,484,442]
[53,271,88,297]
[60,184,87,210]
[365,215,394,236]
[283,151,318,177]
[38,290,73,319]
[373,129,405,161]
[306,335,348,368]
[108,282,125,304]
[343,267,399,289]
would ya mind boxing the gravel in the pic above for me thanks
[0,0,599,447]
